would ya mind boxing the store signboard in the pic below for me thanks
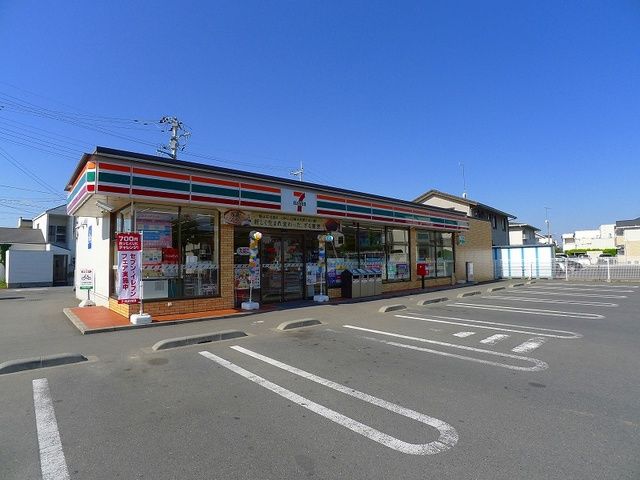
[223,210,328,231]
[281,189,317,215]
[79,268,93,290]
[116,233,142,304]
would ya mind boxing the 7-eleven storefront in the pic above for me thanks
[67,147,469,318]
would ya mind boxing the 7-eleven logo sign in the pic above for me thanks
[282,189,317,215]
[293,191,306,212]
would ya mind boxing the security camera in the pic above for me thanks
[95,200,115,213]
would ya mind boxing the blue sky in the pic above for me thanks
[1,1,638,237]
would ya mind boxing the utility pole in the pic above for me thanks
[158,116,190,160]
[544,207,551,246]
[290,160,304,182]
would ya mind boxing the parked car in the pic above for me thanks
[555,258,584,274]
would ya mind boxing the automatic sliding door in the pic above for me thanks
[261,235,282,303]
[283,236,304,301]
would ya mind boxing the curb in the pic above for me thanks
[526,280,537,284]
[64,308,254,335]
[277,318,322,331]
[417,297,449,306]
[152,330,248,351]
[457,291,481,298]
[378,304,407,313]
[0,353,88,375]
[509,283,525,288]
[487,286,506,292]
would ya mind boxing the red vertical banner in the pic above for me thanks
[117,233,142,304]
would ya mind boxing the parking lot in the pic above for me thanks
[1,281,639,479]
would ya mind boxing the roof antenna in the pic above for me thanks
[290,160,304,182]
[459,162,467,198]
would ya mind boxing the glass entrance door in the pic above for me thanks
[283,236,304,301]
[260,234,305,303]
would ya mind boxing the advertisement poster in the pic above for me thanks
[327,257,348,287]
[136,213,173,248]
[234,262,261,290]
[117,233,142,304]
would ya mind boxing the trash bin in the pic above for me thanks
[341,269,362,298]
[361,269,374,297]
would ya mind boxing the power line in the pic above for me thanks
[0,146,61,196]
[0,183,66,195]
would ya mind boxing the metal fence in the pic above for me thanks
[494,257,640,282]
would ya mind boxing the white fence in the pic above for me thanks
[494,257,640,282]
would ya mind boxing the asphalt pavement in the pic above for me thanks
[1,281,638,479]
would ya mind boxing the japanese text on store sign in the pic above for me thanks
[249,212,325,230]
[116,233,142,304]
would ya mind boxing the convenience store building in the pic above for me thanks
[66,147,475,318]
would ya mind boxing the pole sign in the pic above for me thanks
[116,233,142,304]
[79,268,94,290]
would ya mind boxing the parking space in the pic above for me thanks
[2,281,639,479]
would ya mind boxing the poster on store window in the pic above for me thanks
[116,233,142,304]
[327,258,347,287]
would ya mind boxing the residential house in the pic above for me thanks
[32,204,76,284]
[0,205,76,287]
[413,189,515,246]
[615,216,640,260]
[508,222,540,246]
[0,226,50,287]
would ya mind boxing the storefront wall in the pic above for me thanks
[454,217,495,282]
[67,150,471,317]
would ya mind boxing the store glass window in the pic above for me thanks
[386,228,410,281]
[112,204,219,300]
[435,232,454,277]
[359,225,387,279]
[326,225,358,287]
[136,205,180,299]
[179,209,219,297]
[416,230,436,278]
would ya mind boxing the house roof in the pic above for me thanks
[413,189,516,219]
[66,147,468,219]
[32,204,68,221]
[616,216,640,228]
[0,227,46,244]
[509,222,540,232]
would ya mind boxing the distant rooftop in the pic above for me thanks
[0,227,45,244]
[413,189,516,219]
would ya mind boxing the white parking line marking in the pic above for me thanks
[529,286,634,293]
[453,331,475,338]
[551,283,637,289]
[199,349,458,455]
[479,334,509,345]
[515,290,626,299]
[485,295,618,307]
[452,303,604,319]
[512,337,546,353]
[32,378,70,480]
[343,325,548,371]
[395,313,582,339]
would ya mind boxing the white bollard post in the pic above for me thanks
[606,258,611,283]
